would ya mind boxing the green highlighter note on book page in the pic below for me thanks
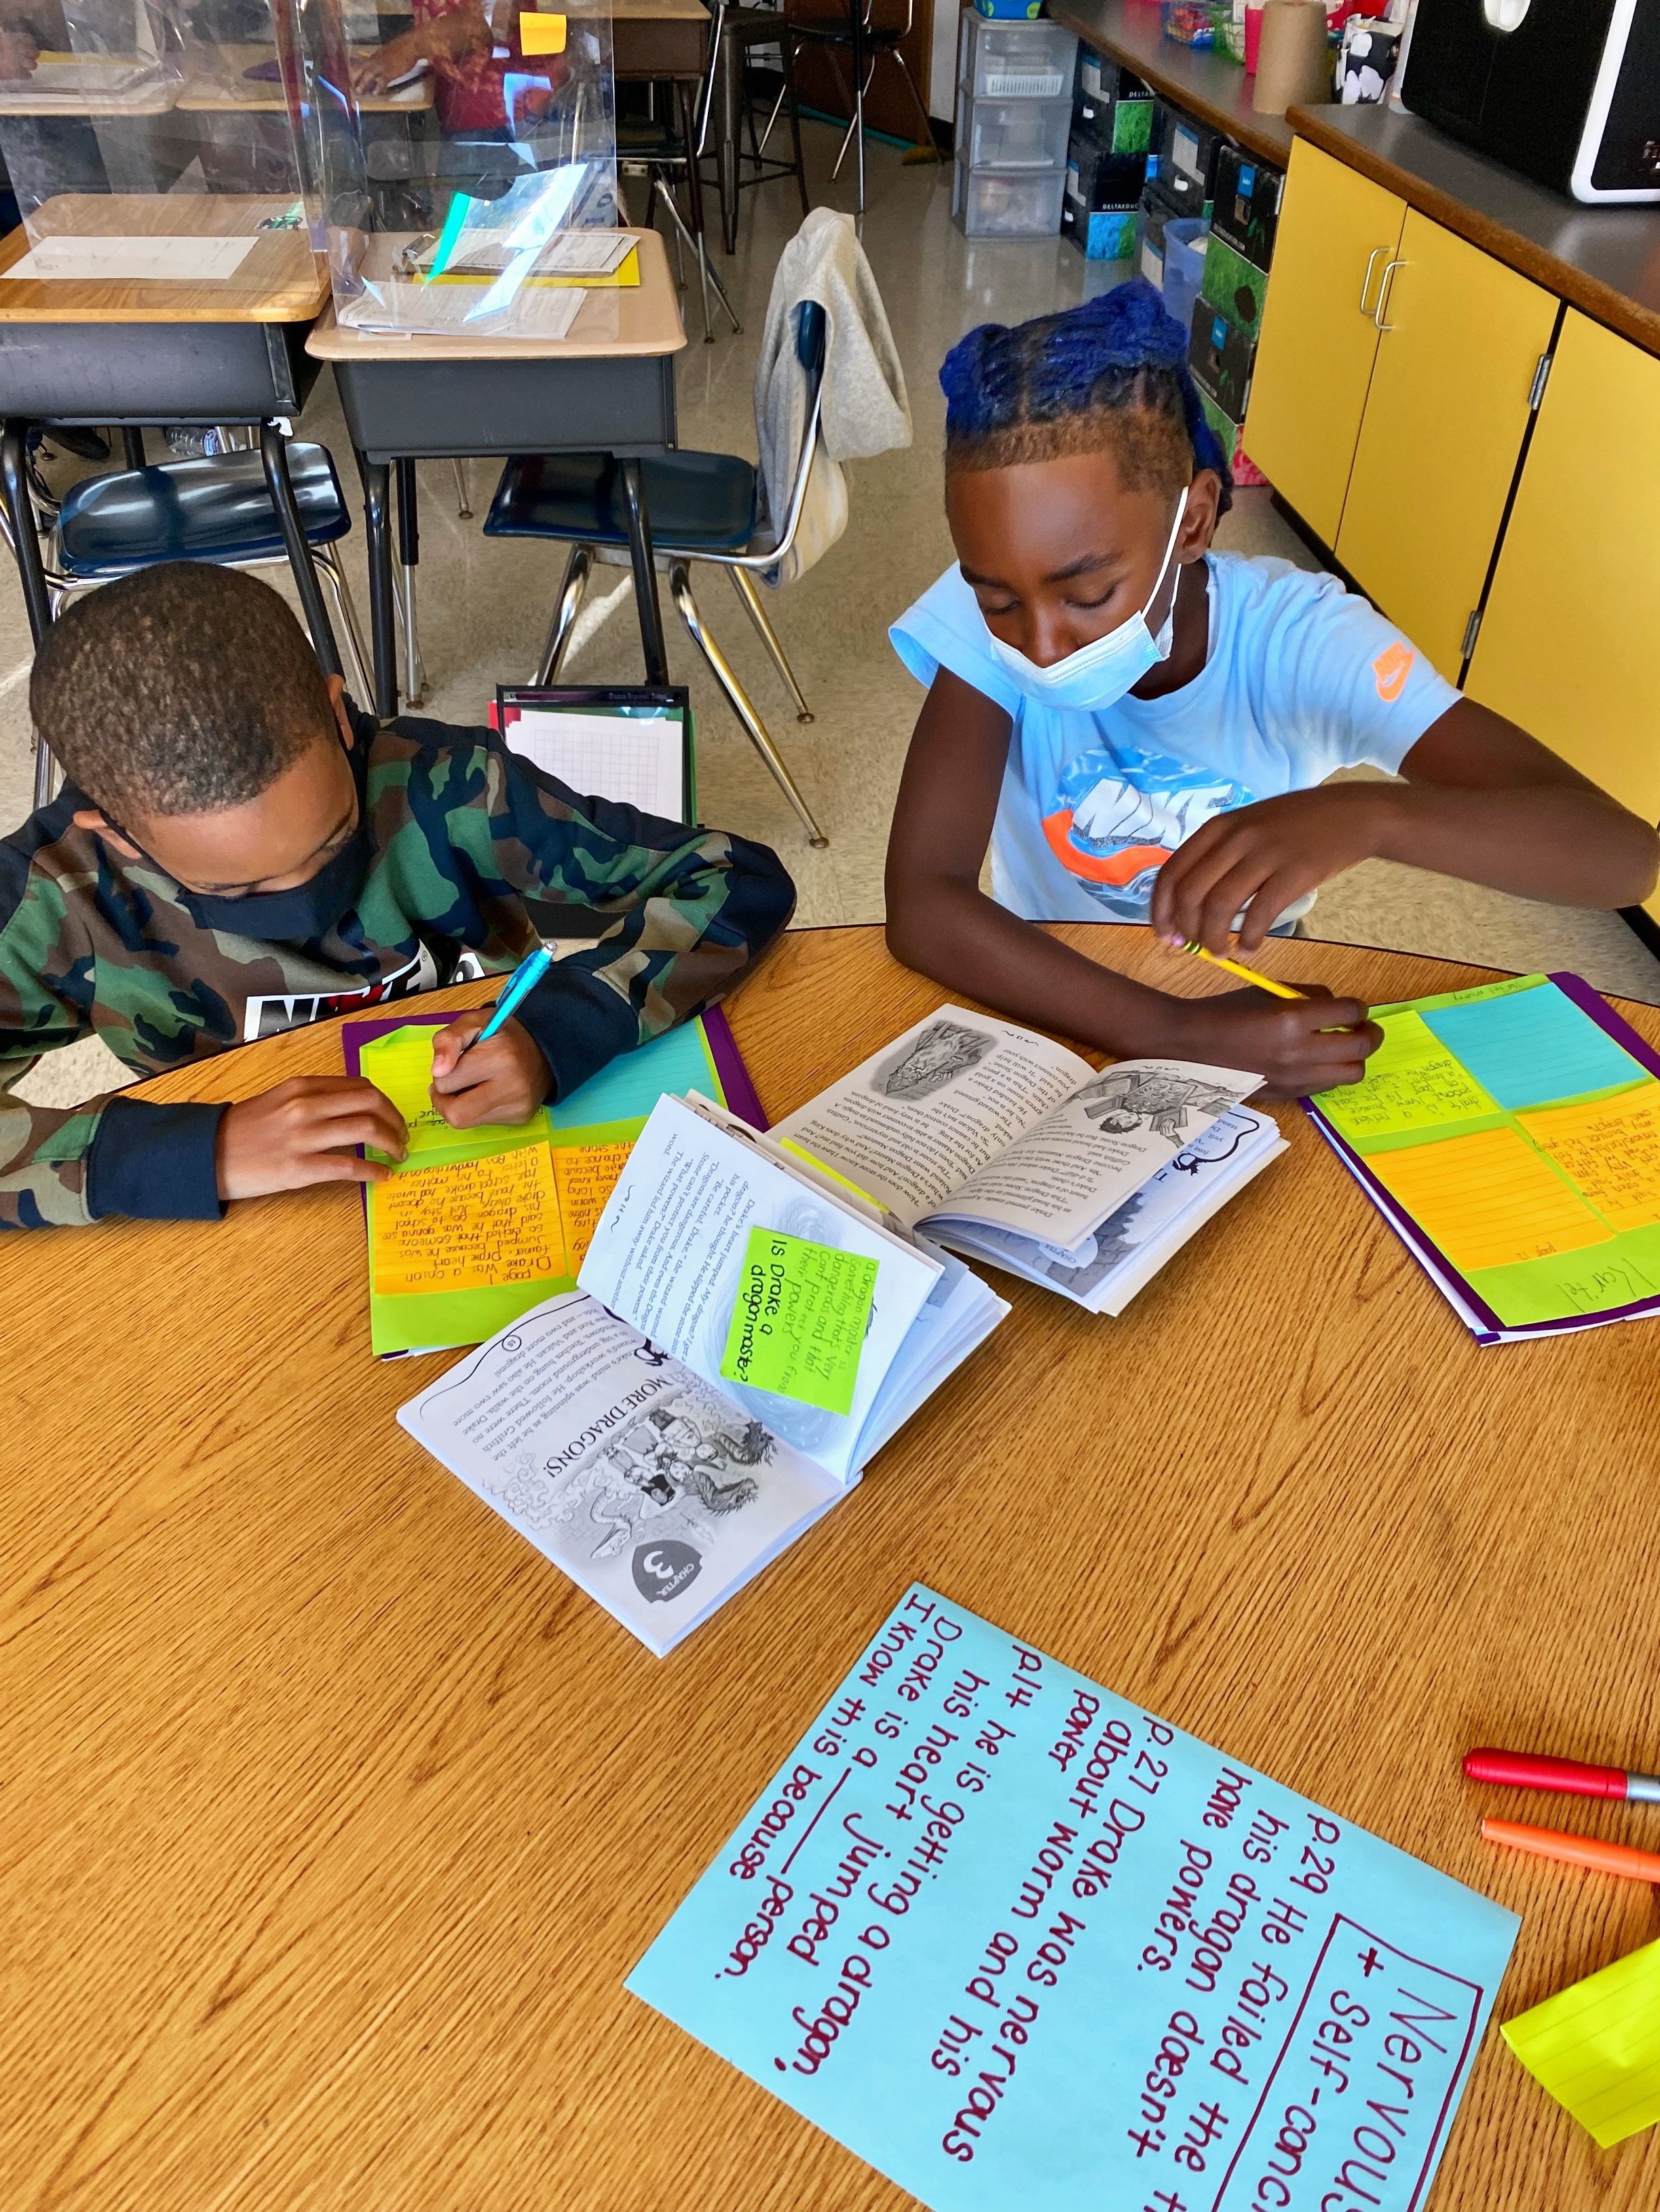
[1304,972,1660,1342]
[343,1006,765,1359]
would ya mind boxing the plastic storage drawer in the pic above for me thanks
[958,14,1078,101]
[1161,215,1211,341]
[953,153,1067,236]
[960,91,1073,169]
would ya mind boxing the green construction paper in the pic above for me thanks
[358,1025,546,1168]
[719,1227,877,1417]
[1503,1935,1660,2148]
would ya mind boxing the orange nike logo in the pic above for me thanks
[1042,812,1172,887]
[1374,641,1414,703]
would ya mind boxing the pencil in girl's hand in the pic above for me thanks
[1171,938,1306,1002]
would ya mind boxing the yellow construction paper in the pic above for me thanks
[1503,1936,1660,2148]
[1366,1123,1614,1274]
[1317,1010,1500,1141]
[1518,1083,1660,1232]
[551,1140,633,1274]
[520,9,566,52]
[426,247,639,290]
[360,1025,535,1164]
[371,1145,563,1297]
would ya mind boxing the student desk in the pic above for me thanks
[307,225,687,721]
[0,191,342,672]
[3,927,1657,2210]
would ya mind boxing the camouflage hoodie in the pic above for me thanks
[0,709,795,1228]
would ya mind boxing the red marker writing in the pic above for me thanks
[1464,1747,1660,1806]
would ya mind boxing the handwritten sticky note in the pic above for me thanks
[519,8,565,52]
[372,1143,563,1296]
[1318,1010,1500,1141]
[1517,1082,1660,1232]
[360,1026,535,1163]
[1503,1937,1660,2148]
[1367,1124,1614,1274]
[1421,983,1646,1111]
[719,1227,876,1416]
[552,1140,633,1273]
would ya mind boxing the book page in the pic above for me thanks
[576,1097,941,1484]
[926,1058,1260,1252]
[399,1293,842,1656]
[769,1006,1094,1227]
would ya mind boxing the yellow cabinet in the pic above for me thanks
[1335,211,1558,681]
[1241,140,1405,548]
[1467,310,1660,914]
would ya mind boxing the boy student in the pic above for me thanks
[885,282,1659,1096]
[0,562,795,1229]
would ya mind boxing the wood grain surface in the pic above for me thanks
[305,227,686,361]
[3,923,1659,2212]
[0,193,327,324]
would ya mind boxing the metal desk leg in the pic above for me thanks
[394,456,424,706]
[619,457,669,686]
[358,455,398,723]
[1,419,52,645]
[260,421,341,680]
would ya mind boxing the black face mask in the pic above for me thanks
[176,816,373,942]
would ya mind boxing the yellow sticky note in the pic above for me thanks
[1518,1082,1660,1232]
[371,1144,563,1296]
[520,10,566,53]
[552,1139,633,1274]
[1317,1010,1500,1142]
[1503,1937,1660,2148]
[1367,1124,1614,1274]
[360,1026,533,1164]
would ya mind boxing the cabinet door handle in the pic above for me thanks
[1357,246,1385,317]
[1373,258,1406,332]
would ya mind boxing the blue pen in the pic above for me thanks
[464,945,553,1053]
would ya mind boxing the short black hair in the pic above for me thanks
[31,562,335,818]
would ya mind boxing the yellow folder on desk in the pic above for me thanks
[425,247,640,290]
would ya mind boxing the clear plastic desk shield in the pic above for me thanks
[282,0,619,340]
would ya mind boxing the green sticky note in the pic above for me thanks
[1503,1935,1660,2148]
[719,1227,877,1417]
[1315,1010,1501,1143]
[360,1025,536,1166]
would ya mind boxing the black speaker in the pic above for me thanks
[1401,0,1660,204]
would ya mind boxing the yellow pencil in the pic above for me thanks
[1176,938,1306,1002]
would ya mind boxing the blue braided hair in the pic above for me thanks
[939,277,1232,514]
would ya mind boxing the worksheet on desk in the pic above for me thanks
[2,235,260,282]
[630,1584,1520,2212]
[506,707,686,820]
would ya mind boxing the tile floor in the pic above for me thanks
[9,119,1660,1111]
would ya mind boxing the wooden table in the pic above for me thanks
[1045,0,1296,167]
[307,225,687,718]
[0,191,339,695]
[175,42,435,115]
[4,925,1659,2211]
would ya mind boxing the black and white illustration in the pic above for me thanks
[870,1019,999,1103]
[1075,1065,1242,1144]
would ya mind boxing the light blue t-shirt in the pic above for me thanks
[888,550,1460,924]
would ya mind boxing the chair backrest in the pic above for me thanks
[763,299,829,562]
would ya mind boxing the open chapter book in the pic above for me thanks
[767,1006,1287,1314]
[401,1092,1009,1652]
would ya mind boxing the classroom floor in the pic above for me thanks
[7,117,1660,1113]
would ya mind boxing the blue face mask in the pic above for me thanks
[985,487,1188,713]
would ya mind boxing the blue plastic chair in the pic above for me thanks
[47,442,373,704]
[484,299,828,846]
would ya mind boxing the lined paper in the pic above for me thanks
[1520,1085,1660,1232]
[1319,1009,1499,1141]
[1422,985,1646,1110]
[1503,1937,1660,2148]
[1367,1124,1614,1272]
[371,1145,563,1296]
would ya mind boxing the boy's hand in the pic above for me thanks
[429,1012,551,1128]
[1167,985,1382,1101]
[1151,786,1389,954]
[216,1077,409,1200]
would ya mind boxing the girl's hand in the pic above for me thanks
[1151,785,1391,954]
[428,1012,550,1127]
[1165,985,1382,1101]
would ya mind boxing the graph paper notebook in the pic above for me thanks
[497,685,694,826]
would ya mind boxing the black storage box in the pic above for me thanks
[1069,130,1148,211]
[1188,301,1257,425]
[1150,100,1225,198]
[1211,141,1283,271]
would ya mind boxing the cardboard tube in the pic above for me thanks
[1253,0,1332,113]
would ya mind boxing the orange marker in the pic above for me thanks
[1482,1817,1660,1886]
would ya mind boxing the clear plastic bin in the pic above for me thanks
[1162,215,1211,342]
[953,152,1067,237]
[958,14,1078,101]
[960,92,1073,170]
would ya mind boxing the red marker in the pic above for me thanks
[1464,1747,1660,1806]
